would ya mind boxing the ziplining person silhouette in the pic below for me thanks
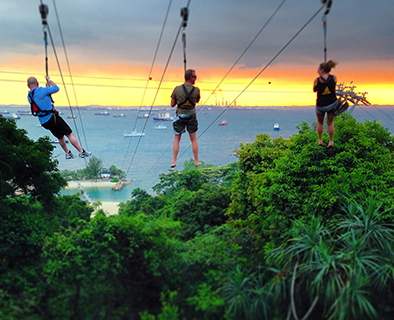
[27,76,91,159]
[313,60,338,148]
[170,69,201,168]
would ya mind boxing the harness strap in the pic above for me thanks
[177,84,196,109]
[29,89,57,118]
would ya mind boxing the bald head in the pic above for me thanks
[27,77,38,89]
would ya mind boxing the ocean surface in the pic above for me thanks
[5,105,394,202]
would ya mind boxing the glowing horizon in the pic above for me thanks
[0,57,393,108]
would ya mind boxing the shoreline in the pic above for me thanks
[64,180,130,216]
[92,201,120,216]
[65,180,131,190]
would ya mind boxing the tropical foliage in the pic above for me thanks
[1,114,394,319]
[60,161,126,180]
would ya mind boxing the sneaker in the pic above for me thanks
[79,150,92,158]
[65,151,76,159]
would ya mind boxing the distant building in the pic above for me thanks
[100,170,111,179]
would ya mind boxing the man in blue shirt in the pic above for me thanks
[27,76,91,159]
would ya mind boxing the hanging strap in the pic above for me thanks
[182,32,187,74]
[322,15,327,62]
[180,7,189,73]
[321,1,333,62]
[321,0,333,15]
[39,2,55,104]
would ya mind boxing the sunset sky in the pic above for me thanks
[0,0,393,107]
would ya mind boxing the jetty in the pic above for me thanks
[77,182,93,203]
[113,181,125,191]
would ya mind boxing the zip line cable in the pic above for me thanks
[145,0,293,175]
[0,77,310,94]
[147,0,288,174]
[52,0,89,151]
[181,7,189,72]
[0,69,311,86]
[176,5,326,163]
[321,0,333,62]
[131,0,173,132]
[196,0,288,113]
[123,0,192,177]
[45,24,84,150]
[121,0,173,173]
[370,105,394,124]
[39,1,91,177]
[357,105,379,120]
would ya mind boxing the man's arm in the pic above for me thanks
[170,87,177,107]
[171,97,177,107]
[196,87,201,103]
[44,76,60,94]
[45,76,56,87]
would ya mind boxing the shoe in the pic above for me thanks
[79,150,92,158]
[65,151,76,159]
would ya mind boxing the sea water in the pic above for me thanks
[7,105,394,202]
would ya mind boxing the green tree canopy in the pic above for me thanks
[228,114,394,250]
[84,156,104,179]
[0,116,66,202]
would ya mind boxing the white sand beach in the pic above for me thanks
[64,180,127,216]
[66,180,117,189]
[94,201,120,216]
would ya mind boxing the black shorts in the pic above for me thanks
[173,113,198,134]
[42,114,73,139]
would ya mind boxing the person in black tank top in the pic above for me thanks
[313,60,338,147]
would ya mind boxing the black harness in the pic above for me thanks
[177,84,196,110]
[29,89,57,118]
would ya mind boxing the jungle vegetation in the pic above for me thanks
[1,113,394,319]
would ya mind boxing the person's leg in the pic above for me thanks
[58,136,70,153]
[66,132,84,153]
[171,134,181,168]
[189,132,201,166]
[316,112,325,146]
[326,113,335,147]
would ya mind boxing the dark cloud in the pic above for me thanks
[1,0,393,68]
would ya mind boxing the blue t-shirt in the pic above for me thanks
[27,85,59,124]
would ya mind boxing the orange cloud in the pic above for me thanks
[1,55,393,107]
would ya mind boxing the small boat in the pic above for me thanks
[154,124,167,130]
[113,113,126,117]
[50,140,69,144]
[18,111,32,116]
[137,112,153,119]
[67,115,77,119]
[3,113,21,120]
[273,123,280,131]
[219,120,228,126]
[0,110,9,114]
[153,112,173,121]
[94,111,110,116]
[124,132,145,137]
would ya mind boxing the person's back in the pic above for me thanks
[27,84,59,124]
[314,75,337,107]
[170,69,201,168]
[173,82,200,116]
[27,76,91,159]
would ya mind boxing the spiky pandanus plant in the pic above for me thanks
[266,195,394,320]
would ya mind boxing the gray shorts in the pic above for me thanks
[316,100,338,115]
[173,113,198,135]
